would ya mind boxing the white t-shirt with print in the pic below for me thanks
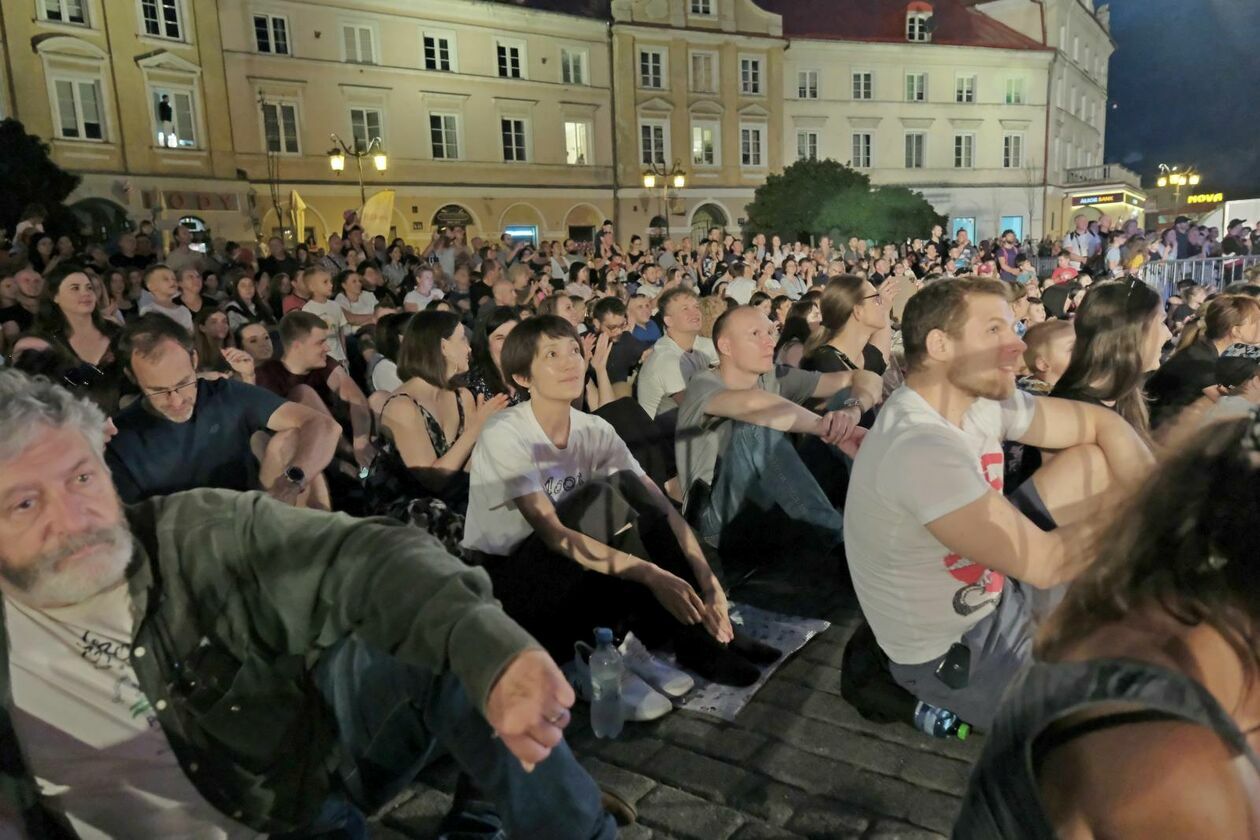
[404,288,445,311]
[843,385,1037,665]
[5,584,258,839]
[462,404,645,556]
[302,298,349,363]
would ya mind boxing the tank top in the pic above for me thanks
[954,657,1260,839]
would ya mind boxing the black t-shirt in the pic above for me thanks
[0,304,34,333]
[259,255,300,278]
[255,358,340,405]
[105,378,285,503]
[607,334,650,384]
[109,252,153,270]
[1040,283,1078,320]
[802,343,887,376]
[1146,339,1219,428]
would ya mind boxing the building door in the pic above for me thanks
[691,203,728,243]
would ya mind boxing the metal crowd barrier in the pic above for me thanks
[1138,255,1260,298]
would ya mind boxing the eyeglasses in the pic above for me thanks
[141,377,198,400]
[863,292,885,304]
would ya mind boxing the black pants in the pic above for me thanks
[592,398,675,488]
[482,471,699,660]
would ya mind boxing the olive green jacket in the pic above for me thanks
[0,489,538,836]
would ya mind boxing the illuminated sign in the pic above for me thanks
[1071,190,1144,208]
[1186,193,1224,204]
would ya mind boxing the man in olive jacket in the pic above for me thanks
[0,371,613,839]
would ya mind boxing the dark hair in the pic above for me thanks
[901,277,1009,372]
[806,274,867,356]
[119,311,195,371]
[1176,294,1260,352]
[37,263,118,342]
[225,269,275,325]
[373,311,412,363]
[470,306,520,395]
[592,296,627,323]
[568,262,588,286]
[278,310,328,347]
[396,310,463,388]
[775,299,819,355]
[500,314,579,389]
[193,307,234,370]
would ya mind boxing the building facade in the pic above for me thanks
[0,0,1126,248]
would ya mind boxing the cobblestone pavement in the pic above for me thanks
[372,559,981,840]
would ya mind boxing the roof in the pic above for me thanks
[481,0,610,17]
[754,0,1049,51]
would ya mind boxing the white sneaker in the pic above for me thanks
[564,641,673,722]
[618,632,695,698]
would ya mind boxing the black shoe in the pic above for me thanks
[674,624,760,687]
[730,632,782,665]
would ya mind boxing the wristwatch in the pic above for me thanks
[839,397,864,412]
[283,466,307,489]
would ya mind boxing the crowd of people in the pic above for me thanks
[3,200,1260,838]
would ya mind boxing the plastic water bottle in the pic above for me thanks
[913,701,971,740]
[589,627,624,739]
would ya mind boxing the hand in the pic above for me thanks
[816,407,861,447]
[353,438,376,469]
[581,332,597,362]
[644,566,705,626]
[267,478,303,507]
[485,649,574,772]
[221,347,255,382]
[470,393,510,430]
[591,332,612,372]
[700,580,734,643]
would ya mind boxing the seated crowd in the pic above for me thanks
[3,204,1260,837]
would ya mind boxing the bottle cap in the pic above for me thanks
[594,627,613,645]
[956,723,971,741]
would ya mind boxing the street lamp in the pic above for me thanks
[1156,163,1201,211]
[642,159,686,243]
[328,133,387,206]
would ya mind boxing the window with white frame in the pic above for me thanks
[639,119,667,165]
[1003,133,1024,169]
[796,130,818,161]
[423,32,454,71]
[43,0,88,25]
[740,124,765,167]
[906,11,931,42]
[904,132,925,168]
[496,40,524,78]
[852,71,873,100]
[141,0,183,40]
[501,117,527,161]
[1004,77,1024,105]
[691,120,718,165]
[349,107,382,148]
[561,49,587,85]
[851,132,872,168]
[343,24,375,64]
[740,56,762,95]
[564,121,590,165]
[151,87,196,148]
[254,14,289,55]
[52,77,105,140]
[797,70,818,99]
[690,0,714,15]
[261,100,299,154]
[953,133,974,168]
[689,51,716,93]
[429,113,459,159]
[1072,35,1079,62]
[639,48,665,89]
[955,75,976,103]
[905,72,926,102]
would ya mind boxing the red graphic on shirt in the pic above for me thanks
[943,452,1006,615]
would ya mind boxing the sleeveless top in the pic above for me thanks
[954,657,1260,839]
[380,391,465,457]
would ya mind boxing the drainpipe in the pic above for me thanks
[99,0,131,176]
[606,19,620,235]
[0,4,17,118]
[1032,0,1053,238]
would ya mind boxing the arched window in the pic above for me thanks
[906,2,933,42]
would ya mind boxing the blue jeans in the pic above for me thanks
[292,637,616,840]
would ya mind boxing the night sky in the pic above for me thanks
[1106,0,1260,198]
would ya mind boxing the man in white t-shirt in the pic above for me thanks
[137,264,194,333]
[1062,214,1101,269]
[725,261,757,305]
[636,287,708,419]
[404,266,446,312]
[844,277,1153,728]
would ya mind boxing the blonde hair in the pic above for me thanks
[698,295,726,338]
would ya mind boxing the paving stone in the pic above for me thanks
[729,821,805,840]
[637,784,747,840]
[728,777,813,827]
[581,756,658,804]
[866,818,949,839]
[738,701,911,777]
[584,733,669,772]
[783,798,870,839]
[650,744,756,804]
[895,747,975,797]
[653,712,769,763]
[619,823,660,840]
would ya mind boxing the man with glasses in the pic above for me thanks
[105,313,340,508]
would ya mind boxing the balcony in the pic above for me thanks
[1065,164,1142,190]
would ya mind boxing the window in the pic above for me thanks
[639,48,664,89]
[561,49,587,85]
[1003,134,1023,168]
[501,117,527,161]
[904,132,925,168]
[261,100,299,154]
[342,24,375,64]
[690,0,714,15]
[1004,77,1024,105]
[952,217,976,243]
[1072,35,1079,62]
[953,133,974,168]
[430,113,459,160]
[254,14,289,54]
[423,33,454,71]
[905,72,926,102]
[639,120,667,165]
[740,56,762,95]
[152,88,195,148]
[1000,215,1024,241]
[851,133,872,168]
[852,71,873,100]
[691,120,718,166]
[907,11,931,42]
[740,124,765,167]
[496,40,524,78]
[689,51,716,93]
[349,107,382,148]
[796,130,818,162]
[797,70,818,100]
[955,75,976,103]
[564,121,590,165]
[43,0,87,24]
[141,0,183,40]
[53,78,105,140]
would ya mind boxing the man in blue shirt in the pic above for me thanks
[628,294,662,346]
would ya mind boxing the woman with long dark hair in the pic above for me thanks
[193,308,238,375]
[802,274,889,375]
[467,305,527,406]
[774,298,821,367]
[35,264,124,413]
[222,270,276,331]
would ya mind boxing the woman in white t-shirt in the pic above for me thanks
[463,315,779,686]
[403,267,445,313]
[334,269,379,322]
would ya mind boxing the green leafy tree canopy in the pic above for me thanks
[0,118,81,237]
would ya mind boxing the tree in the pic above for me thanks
[0,119,80,237]
[743,158,944,245]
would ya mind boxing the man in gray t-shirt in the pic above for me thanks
[674,306,882,553]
